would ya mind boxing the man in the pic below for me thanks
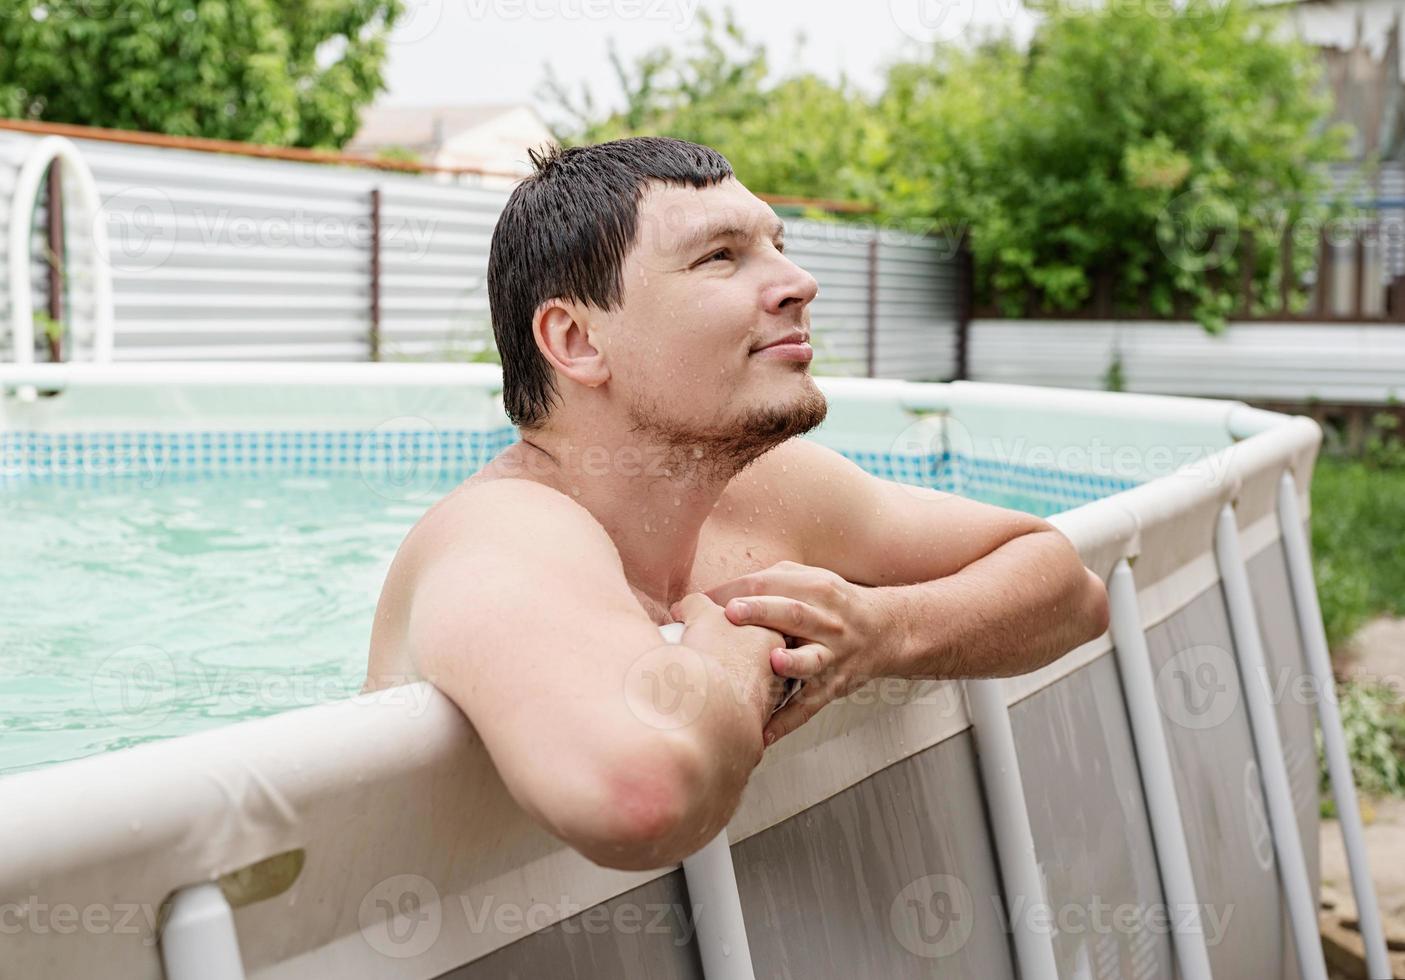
[364,136,1109,873]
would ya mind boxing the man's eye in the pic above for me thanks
[702,248,731,264]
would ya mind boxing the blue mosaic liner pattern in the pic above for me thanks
[0,428,522,489]
[843,447,1142,514]
[0,428,1141,512]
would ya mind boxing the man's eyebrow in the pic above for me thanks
[673,218,786,258]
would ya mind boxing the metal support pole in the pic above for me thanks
[682,831,756,980]
[369,187,382,362]
[1214,505,1328,980]
[1277,472,1391,978]
[1106,560,1214,980]
[964,678,1060,978]
[658,622,756,980]
[160,882,246,980]
[865,235,878,379]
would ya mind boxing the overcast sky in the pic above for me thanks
[379,0,1041,117]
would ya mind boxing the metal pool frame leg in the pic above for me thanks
[681,831,756,980]
[160,882,246,980]
[658,622,757,980]
[1276,472,1392,979]
[964,678,1060,978]
[1106,559,1215,980]
[1214,505,1329,980]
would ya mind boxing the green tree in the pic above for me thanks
[539,8,879,205]
[0,0,400,148]
[871,0,1354,330]
[546,1,1355,332]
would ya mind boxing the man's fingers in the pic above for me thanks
[763,688,830,746]
[724,595,833,639]
[670,591,718,623]
[703,563,830,606]
[770,643,831,679]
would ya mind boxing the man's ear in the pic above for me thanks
[534,299,609,389]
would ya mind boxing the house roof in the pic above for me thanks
[349,104,528,152]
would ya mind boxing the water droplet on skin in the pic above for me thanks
[571,486,581,497]
[673,497,681,506]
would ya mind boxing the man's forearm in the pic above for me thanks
[876,529,1109,680]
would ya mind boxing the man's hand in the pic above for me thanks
[677,560,908,746]
[671,592,792,725]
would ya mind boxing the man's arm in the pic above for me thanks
[781,438,1109,678]
[404,479,779,872]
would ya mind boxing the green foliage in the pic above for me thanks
[545,2,1354,332]
[539,8,881,207]
[1363,407,1405,469]
[1311,457,1405,648]
[0,0,401,148]
[1319,679,1405,814]
[873,0,1353,331]
[1102,351,1126,392]
[373,145,422,164]
[32,311,61,344]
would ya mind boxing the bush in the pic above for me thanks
[1319,679,1405,815]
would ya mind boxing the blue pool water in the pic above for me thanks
[0,431,1125,776]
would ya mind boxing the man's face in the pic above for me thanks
[595,177,827,476]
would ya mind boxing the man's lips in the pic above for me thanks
[750,332,813,361]
[751,340,813,362]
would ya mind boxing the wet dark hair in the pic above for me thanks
[486,136,734,429]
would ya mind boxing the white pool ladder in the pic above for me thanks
[5,134,115,399]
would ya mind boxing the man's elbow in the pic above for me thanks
[559,738,732,872]
[1081,566,1111,642]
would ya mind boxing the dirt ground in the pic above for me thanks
[1320,797,1405,978]
[1319,615,1405,979]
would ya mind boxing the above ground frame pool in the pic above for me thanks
[0,362,1382,979]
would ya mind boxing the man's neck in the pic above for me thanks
[514,429,742,613]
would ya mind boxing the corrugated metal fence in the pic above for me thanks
[0,129,959,379]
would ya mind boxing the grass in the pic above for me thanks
[1310,455,1405,650]
[1309,432,1405,808]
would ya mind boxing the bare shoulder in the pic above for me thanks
[365,476,632,686]
[723,438,876,562]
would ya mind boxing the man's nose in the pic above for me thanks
[763,255,820,314]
